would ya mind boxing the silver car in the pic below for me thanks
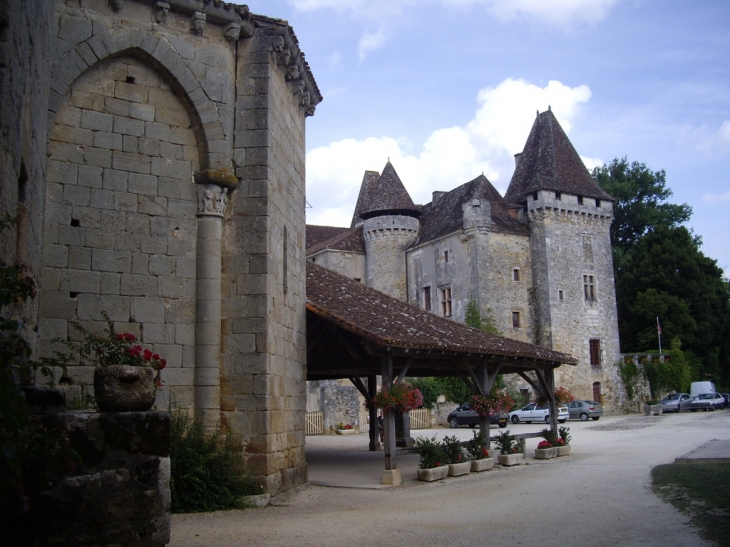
[689,392,726,411]
[567,400,603,421]
[659,393,691,413]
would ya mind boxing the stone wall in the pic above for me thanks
[309,249,366,281]
[364,215,419,300]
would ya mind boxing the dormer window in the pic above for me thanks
[533,191,538,201]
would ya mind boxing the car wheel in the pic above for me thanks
[591,417,600,421]
[511,415,520,424]
[559,420,566,423]
[580,412,589,421]
[499,422,507,428]
[470,423,477,428]
[449,418,459,428]
[544,416,551,424]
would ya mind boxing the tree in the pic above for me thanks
[593,158,692,269]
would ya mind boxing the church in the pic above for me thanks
[306,108,623,409]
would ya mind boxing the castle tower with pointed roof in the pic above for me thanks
[360,162,421,300]
[505,109,620,399]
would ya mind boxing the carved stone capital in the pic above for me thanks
[224,22,241,42]
[193,169,239,217]
[110,0,124,12]
[191,11,207,36]
[153,1,170,24]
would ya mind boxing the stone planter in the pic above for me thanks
[417,466,449,482]
[336,428,356,435]
[470,457,495,472]
[498,453,523,466]
[94,365,156,412]
[243,494,270,507]
[556,445,571,457]
[535,447,558,459]
[448,461,471,476]
[643,404,662,416]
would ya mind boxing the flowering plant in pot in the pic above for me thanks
[465,430,494,472]
[372,382,423,413]
[494,429,522,466]
[556,426,572,456]
[336,422,356,435]
[415,435,448,481]
[67,313,166,411]
[535,428,558,459]
[442,435,470,476]
[470,389,515,417]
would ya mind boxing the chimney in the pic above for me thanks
[432,191,446,206]
[514,153,523,169]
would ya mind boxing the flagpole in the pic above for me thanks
[657,317,662,354]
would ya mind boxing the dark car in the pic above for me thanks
[447,403,507,428]
[722,394,730,407]
[567,400,603,421]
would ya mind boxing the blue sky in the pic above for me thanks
[248,0,730,274]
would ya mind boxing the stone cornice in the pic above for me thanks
[527,207,612,226]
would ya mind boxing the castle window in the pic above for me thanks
[595,198,601,207]
[440,287,452,317]
[533,191,538,201]
[512,312,521,328]
[583,275,595,301]
[577,195,584,205]
[423,286,432,312]
[592,381,602,403]
[555,191,561,200]
[589,339,601,366]
[513,268,521,282]
[444,250,449,263]
[558,290,564,302]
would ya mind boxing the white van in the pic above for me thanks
[690,381,716,397]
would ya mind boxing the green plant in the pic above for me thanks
[558,426,571,446]
[493,429,520,455]
[540,427,559,447]
[464,430,490,460]
[170,407,259,513]
[617,358,640,401]
[408,377,441,408]
[465,300,501,335]
[415,435,446,469]
[441,435,465,464]
[66,391,97,411]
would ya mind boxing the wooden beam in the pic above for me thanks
[462,357,483,396]
[393,357,413,387]
[516,371,545,399]
[349,376,372,403]
[451,361,477,394]
[368,374,380,451]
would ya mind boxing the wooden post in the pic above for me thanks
[368,374,380,451]
[547,368,558,433]
[381,355,401,485]
[476,361,490,450]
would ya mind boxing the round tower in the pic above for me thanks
[356,161,421,301]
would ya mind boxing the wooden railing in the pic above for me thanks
[305,411,323,436]
[359,407,369,433]
[410,408,431,429]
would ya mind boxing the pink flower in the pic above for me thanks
[158,358,167,370]
[128,345,142,357]
[143,349,152,362]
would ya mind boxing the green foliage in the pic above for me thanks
[494,429,520,455]
[464,430,490,460]
[540,427,558,446]
[440,435,464,465]
[465,300,501,335]
[438,376,472,406]
[652,463,730,546]
[415,435,446,469]
[642,338,692,398]
[558,426,571,446]
[408,378,440,408]
[617,359,640,401]
[170,408,259,513]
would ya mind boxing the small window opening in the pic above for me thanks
[577,195,583,205]
[533,191,539,201]
[443,250,449,263]
[589,339,601,366]
[513,268,520,282]
[69,292,79,299]
[558,290,564,302]
[512,312,521,328]
[440,287,452,317]
[354,277,362,283]
[71,218,80,227]
[595,198,601,207]
[283,226,288,294]
[592,381,602,404]
[555,191,561,200]
[583,275,595,301]
[126,76,136,84]
[423,286,431,312]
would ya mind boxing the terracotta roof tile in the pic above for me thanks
[504,109,613,205]
[306,225,365,255]
[351,170,380,227]
[306,225,350,250]
[306,262,577,364]
[357,162,420,220]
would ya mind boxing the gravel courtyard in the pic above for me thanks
[171,409,729,547]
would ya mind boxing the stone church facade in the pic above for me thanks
[2,0,321,499]
[307,110,624,410]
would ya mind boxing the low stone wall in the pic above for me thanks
[35,410,171,546]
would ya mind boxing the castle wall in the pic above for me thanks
[364,215,418,300]
[308,250,366,281]
[526,191,622,410]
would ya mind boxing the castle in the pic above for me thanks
[306,108,623,408]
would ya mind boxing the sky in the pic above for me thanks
[248,0,730,275]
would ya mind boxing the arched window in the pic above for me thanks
[592,382,602,404]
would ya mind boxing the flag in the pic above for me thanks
[657,317,662,335]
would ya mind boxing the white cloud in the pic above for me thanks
[580,155,604,171]
[481,0,621,28]
[328,51,342,70]
[702,191,730,203]
[305,78,594,226]
[358,28,388,59]
[681,120,730,155]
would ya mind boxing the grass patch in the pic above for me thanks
[652,462,730,546]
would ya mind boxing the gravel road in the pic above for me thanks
[171,409,729,547]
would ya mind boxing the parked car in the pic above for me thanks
[658,393,692,413]
[689,392,726,411]
[508,403,568,424]
[567,400,603,421]
[722,394,730,407]
[447,403,508,428]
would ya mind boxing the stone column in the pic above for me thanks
[194,170,238,431]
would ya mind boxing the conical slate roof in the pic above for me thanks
[504,109,613,205]
[355,161,420,221]
[350,170,380,228]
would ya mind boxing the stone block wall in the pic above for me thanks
[308,249,366,281]
[364,215,419,300]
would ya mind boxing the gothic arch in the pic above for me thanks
[47,28,229,171]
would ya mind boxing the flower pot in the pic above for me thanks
[447,461,471,476]
[556,445,571,457]
[243,494,270,507]
[498,453,522,466]
[94,365,156,412]
[336,428,356,435]
[470,457,495,472]
[417,466,449,482]
[535,448,553,459]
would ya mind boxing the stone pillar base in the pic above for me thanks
[382,469,402,486]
